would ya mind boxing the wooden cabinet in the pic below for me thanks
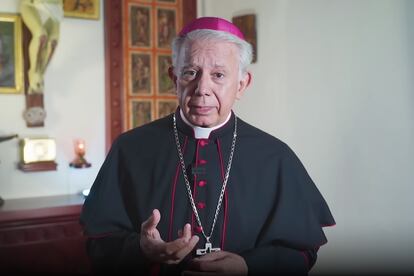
[0,194,91,274]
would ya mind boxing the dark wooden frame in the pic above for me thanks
[104,0,196,152]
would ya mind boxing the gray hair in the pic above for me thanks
[172,29,253,76]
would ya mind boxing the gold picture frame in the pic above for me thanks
[129,3,152,48]
[156,54,174,95]
[0,14,23,94]
[63,0,100,20]
[130,52,153,95]
[130,99,153,128]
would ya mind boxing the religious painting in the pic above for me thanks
[130,4,151,48]
[232,14,257,63]
[130,52,152,95]
[157,54,174,94]
[131,100,152,128]
[0,14,23,94]
[156,8,176,49]
[157,99,178,119]
[63,0,100,20]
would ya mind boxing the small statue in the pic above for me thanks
[20,0,63,94]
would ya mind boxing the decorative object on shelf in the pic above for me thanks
[0,14,23,94]
[18,137,58,172]
[232,14,257,63]
[70,139,91,168]
[63,0,100,20]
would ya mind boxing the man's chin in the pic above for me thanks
[188,116,217,128]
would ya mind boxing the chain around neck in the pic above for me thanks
[172,113,238,243]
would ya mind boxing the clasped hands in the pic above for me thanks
[140,209,248,275]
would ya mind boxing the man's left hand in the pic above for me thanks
[183,251,248,275]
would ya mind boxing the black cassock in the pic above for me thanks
[80,110,335,275]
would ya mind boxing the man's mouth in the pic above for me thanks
[189,105,214,115]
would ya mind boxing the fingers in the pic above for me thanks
[141,215,199,264]
[193,251,227,262]
[162,234,199,264]
[189,251,229,272]
[141,209,161,235]
[180,223,192,242]
[167,234,199,263]
[189,258,225,273]
[189,251,248,275]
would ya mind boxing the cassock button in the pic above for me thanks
[199,139,209,147]
[199,159,207,165]
[197,202,206,209]
[194,226,203,233]
[198,180,207,187]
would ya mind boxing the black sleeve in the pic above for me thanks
[241,245,317,275]
[86,231,154,274]
[241,144,334,275]
[80,137,152,273]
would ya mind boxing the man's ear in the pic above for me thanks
[168,66,178,89]
[236,71,252,100]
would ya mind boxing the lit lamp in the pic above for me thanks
[70,139,91,168]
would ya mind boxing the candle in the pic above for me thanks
[75,139,86,156]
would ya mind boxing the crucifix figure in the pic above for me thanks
[20,0,63,127]
[196,242,221,256]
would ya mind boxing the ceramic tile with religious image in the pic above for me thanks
[0,14,23,94]
[130,52,152,95]
[131,99,152,128]
[130,4,151,48]
[156,8,176,49]
[157,99,178,119]
[63,0,100,20]
[157,54,174,95]
[232,14,257,63]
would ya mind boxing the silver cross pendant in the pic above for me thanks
[196,242,221,256]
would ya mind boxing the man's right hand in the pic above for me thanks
[140,209,200,264]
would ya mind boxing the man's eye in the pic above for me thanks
[214,73,224,79]
[182,70,197,77]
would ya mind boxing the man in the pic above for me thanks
[80,17,335,275]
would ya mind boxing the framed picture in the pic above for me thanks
[157,99,178,119]
[131,99,152,128]
[0,14,23,94]
[157,54,174,95]
[130,52,152,95]
[63,0,100,20]
[130,4,151,48]
[156,7,176,49]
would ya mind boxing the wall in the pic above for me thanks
[201,0,414,274]
[0,0,105,199]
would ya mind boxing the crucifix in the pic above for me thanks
[20,0,63,127]
[196,241,221,256]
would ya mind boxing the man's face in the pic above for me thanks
[172,39,250,127]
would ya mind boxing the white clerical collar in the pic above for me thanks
[179,109,232,139]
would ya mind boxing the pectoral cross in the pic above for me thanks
[196,242,221,256]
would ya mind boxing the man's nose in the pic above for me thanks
[194,73,211,96]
